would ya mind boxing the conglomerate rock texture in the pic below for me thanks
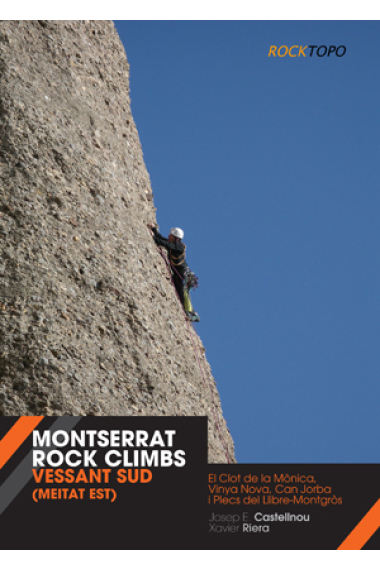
[0,20,235,463]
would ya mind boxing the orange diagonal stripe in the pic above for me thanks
[0,416,44,470]
[337,498,380,550]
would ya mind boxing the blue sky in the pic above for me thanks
[114,20,380,464]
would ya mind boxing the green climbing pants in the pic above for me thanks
[183,288,193,313]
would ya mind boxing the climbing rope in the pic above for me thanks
[157,247,232,464]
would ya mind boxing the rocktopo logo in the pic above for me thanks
[268,45,347,58]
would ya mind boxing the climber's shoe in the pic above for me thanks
[186,311,200,322]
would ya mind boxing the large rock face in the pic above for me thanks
[0,20,235,463]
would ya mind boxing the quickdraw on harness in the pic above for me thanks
[183,268,199,292]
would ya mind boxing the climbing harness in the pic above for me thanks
[157,246,232,464]
[169,248,186,268]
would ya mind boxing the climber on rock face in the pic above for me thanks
[147,223,200,322]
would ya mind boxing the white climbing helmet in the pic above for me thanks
[170,227,184,240]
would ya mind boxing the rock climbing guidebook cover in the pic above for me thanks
[0,416,379,550]
[0,15,379,555]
